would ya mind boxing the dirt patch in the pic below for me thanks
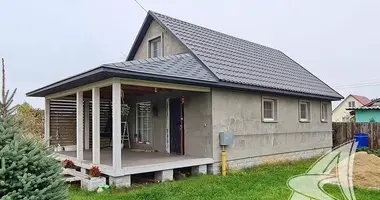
[351,152,380,188]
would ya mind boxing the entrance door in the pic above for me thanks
[169,97,184,155]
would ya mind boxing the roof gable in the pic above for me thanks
[127,11,343,100]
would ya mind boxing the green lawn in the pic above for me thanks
[69,158,380,200]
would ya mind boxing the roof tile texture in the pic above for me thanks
[151,11,341,98]
[103,53,217,83]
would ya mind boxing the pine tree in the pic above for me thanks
[0,58,68,200]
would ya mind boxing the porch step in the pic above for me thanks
[65,176,82,183]
[62,168,89,180]
[62,168,106,191]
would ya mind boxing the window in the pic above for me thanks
[136,102,152,144]
[262,98,277,122]
[149,37,161,58]
[321,103,328,122]
[348,101,356,108]
[299,101,311,122]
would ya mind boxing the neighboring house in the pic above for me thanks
[332,94,371,122]
[348,98,380,122]
[26,11,342,187]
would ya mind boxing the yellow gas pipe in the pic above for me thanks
[221,146,226,176]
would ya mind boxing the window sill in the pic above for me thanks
[262,119,278,123]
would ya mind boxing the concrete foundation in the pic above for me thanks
[210,147,331,174]
[109,175,131,187]
[191,164,207,175]
[155,169,174,182]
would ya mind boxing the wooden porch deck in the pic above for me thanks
[56,149,214,176]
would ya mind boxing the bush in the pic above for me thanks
[0,84,68,199]
[0,118,68,200]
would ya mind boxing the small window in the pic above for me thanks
[321,103,328,122]
[136,102,152,144]
[262,98,277,122]
[348,101,356,108]
[299,101,311,122]
[149,37,161,58]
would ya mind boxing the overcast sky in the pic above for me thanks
[1,0,380,108]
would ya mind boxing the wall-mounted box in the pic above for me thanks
[219,132,234,146]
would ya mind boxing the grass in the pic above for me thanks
[69,158,380,200]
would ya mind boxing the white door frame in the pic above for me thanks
[165,98,170,153]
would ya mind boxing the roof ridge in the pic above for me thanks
[149,10,282,53]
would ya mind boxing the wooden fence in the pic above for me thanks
[332,122,380,149]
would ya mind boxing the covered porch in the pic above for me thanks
[43,78,214,186]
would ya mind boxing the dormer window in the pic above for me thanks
[149,37,162,58]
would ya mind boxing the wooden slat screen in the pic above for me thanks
[49,99,113,147]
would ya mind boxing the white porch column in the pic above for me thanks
[112,82,122,172]
[76,91,84,161]
[92,88,100,165]
[84,100,90,150]
[44,98,50,146]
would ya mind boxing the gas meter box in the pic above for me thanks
[219,132,234,146]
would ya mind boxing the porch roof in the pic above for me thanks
[26,53,217,97]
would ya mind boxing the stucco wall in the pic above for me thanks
[332,96,363,122]
[356,110,380,122]
[211,88,333,162]
[128,91,213,158]
[133,20,188,60]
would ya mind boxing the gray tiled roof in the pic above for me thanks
[103,53,217,83]
[149,11,342,99]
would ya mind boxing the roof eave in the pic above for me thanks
[215,81,342,101]
[26,67,217,97]
[27,66,342,100]
[26,67,106,97]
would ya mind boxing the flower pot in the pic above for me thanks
[81,177,106,191]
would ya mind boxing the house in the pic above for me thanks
[348,98,380,122]
[332,94,371,122]
[26,11,342,187]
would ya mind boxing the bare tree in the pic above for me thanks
[0,58,17,118]
[2,58,6,118]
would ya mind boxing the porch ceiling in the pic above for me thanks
[64,84,173,99]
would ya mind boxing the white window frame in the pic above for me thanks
[321,102,328,122]
[135,101,152,144]
[299,101,311,122]
[262,97,278,122]
[348,101,356,108]
[149,36,162,58]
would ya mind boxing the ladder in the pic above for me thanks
[121,121,130,148]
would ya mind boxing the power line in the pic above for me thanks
[333,82,380,89]
[333,81,380,88]
[133,0,147,13]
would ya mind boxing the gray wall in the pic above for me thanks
[127,91,213,158]
[133,20,188,60]
[211,88,332,162]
